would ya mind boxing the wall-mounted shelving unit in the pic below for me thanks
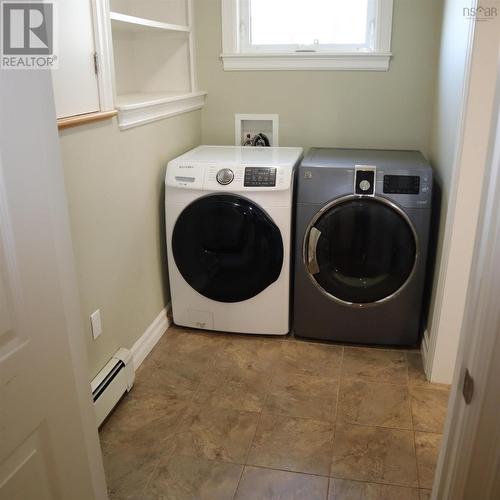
[110,12,190,33]
[108,0,206,130]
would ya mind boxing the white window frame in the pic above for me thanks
[221,0,393,71]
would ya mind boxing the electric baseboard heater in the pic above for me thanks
[91,348,134,426]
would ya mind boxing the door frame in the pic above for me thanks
[433,33,500,499]
[38,84,109,500]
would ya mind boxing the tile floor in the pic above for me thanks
[100,326,450,500]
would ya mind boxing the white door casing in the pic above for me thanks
[433,31,500,500]
[0,68,107,499]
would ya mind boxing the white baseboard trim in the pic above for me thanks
[421,328,432,381]
[130,304,172,371]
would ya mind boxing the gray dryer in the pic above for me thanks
[293,148,433,346]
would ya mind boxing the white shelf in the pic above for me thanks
[108,0,204,130]
[115,91,207,129]
[110,12,190,33]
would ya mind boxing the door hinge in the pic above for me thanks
[462,368,474,405]
[93,52,99,75]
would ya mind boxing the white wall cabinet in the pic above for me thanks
[52,0,101,119]
[109,0,206,129]
[52,0,205,129]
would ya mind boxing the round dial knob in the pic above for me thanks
[359,180,371,192]
[216,168,234,185]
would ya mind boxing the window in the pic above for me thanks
[241,0,375,52]
[221,0,393,71]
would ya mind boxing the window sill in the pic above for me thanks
[220,52,392,71]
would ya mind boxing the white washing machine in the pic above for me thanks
[165,145,303,335]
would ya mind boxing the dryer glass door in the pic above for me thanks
[172,194,284,303]
[305,197,417,304]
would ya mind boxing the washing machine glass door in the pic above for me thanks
[305,197,417,304]
[172,194,284,303]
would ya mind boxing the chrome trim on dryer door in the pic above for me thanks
[306,227,321,275]
[302,194,420,308]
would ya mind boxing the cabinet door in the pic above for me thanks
[51,0,100,118]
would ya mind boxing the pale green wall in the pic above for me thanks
[427,0,471,335]
[196,0,443,155]
[59,112,201,378]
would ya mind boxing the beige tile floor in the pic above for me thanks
[100,326,450,500]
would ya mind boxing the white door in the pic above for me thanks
[0,69,107,498]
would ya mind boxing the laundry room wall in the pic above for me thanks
[195,0,443,155]
[424,0,473,379]
[425,2,500,382]
[59,112,201,379]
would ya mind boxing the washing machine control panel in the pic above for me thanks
[166,163,294,191]
[244,167,277,187]
[216,168,234,185]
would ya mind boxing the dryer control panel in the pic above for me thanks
[383,175,420,195]
[244,167,277,187]
[376,169,432,208]
[354,166,376,196]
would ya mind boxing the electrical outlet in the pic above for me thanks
[90,310,102,340]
